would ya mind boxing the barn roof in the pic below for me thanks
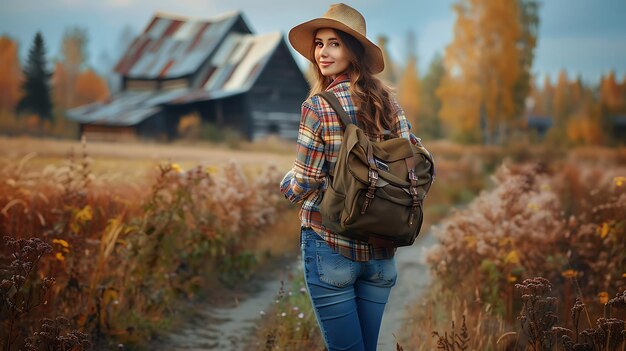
[114,11,251,79]
[69,16,287,126]
[175,31,283,103]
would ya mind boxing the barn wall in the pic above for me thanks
[136,110,175,140]
[247,40,309,140]
[181,95,250,139]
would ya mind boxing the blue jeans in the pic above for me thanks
[300,227,397,351]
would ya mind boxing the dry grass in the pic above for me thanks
[401,148,626,350]
[0,136,295,350]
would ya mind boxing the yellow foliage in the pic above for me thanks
[504,250,520,265]
[171,163,183,174]
[598,222,610,239]
[438,0,522,142]
[71,205,93,232]
[398,56,420,130]
[75,205,93,223]
[52,239,70,248]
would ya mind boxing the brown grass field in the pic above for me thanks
[2,136,625,350]
[0,136,297,177]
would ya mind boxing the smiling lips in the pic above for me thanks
[319,61,334,67]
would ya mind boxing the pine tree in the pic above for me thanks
[17,32,53,121]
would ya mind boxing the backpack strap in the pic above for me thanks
[405,156,422,225]
[317,91,394,137]
[317,91,354,127]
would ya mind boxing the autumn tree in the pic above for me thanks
[0,36,22,112]
[74,69,109,106]
[552,70,572,125]
[600,70,624,115]
[17,32,53,121]
[50,27,108,138]
[438,0,535,144]
[53,27,88,110]
[419,53,445,139]
[566,100,603,145]
[541,75,554,116]
[397,30,420,132]
[599,71,626,143]
[377,35,398,85]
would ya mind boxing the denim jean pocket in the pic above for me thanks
[315,240,356,288]
[375,258,398,287]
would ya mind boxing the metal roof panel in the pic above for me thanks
[120,12,240,78]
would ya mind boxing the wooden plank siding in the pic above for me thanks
[247,40,309,140]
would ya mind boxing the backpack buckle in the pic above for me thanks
[368,169,379,183]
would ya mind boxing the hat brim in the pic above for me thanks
[288,18,384,74]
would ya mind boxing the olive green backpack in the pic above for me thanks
[317,91,435,247]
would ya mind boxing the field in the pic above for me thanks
[1,136,625,350]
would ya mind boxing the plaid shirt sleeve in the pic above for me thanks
[280,101,327,204]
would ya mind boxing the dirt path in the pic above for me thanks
[155,233,437,351]
[155,262,297,351]
[378,232,437,350]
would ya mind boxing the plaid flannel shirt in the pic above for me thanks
[280,74,413,262]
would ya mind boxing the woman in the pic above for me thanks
[280,3,414,350]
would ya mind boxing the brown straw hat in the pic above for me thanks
[288,3,384,74]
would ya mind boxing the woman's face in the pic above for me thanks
[314,28,351,80]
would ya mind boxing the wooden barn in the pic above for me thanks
[68,11,309,141]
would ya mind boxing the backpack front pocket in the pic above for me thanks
[319,183,346,229]
[342,186,422,246]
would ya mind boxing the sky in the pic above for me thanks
[1,0,625,85]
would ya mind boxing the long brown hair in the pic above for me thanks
[308,29,397,136]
